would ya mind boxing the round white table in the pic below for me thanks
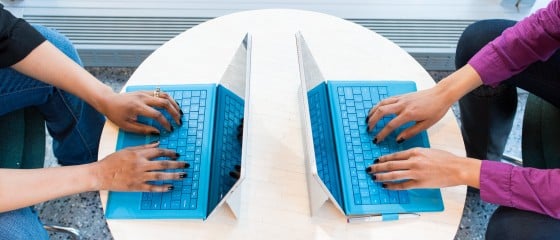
[99,9,466,240]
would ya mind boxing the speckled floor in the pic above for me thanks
[35,68,526,240]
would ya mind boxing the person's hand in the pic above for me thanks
[366,85,453,143]
[99,90,183,134]
[91,142,189,192]
[365,148,481,190]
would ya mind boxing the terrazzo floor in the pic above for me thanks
[35,68,527,240]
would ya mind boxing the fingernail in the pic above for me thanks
[371,174,377,181]
[235,165,241,171]
[381,183,387,189]
[180,109,184,115]
[175,153,180,158]
[365,166,372,173]
[374,158,379,164]
[179,118,183,126]
[175,100,181,106]
[397,137,405,144]
[229,171,240,179]
[365,116,370,124]
[170,125,174,132]
[151,132,160,136]
[372,137,378,144]
[179,173,187,178]
[149,140,159,144]
[168,186,174,191]
[184,163,190,168]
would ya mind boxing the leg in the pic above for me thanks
[0,25,105,165]
[455,19,518,160]
[486,206,560,240]
[0,207,49,240]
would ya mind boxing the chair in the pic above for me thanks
[521,94,560,169]
[0,107,81,240]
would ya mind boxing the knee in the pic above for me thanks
[455,19,515,69]
[486,206,560,240]
[31,24,83,66]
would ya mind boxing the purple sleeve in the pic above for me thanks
[480,160,560,219]
[468,0,560,86]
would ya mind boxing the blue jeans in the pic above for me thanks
[456,20,560,239]
[0,25,105,239]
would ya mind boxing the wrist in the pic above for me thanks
[89,84,116,114]
[436,64,483,104]
[85,162,104,191]
[458,158,482,188]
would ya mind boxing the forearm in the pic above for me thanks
[480,161,560,219]
[0,164,98,212]
[10,41,115,113]
[436,64,483,104]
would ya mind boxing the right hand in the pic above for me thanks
[92,142,189,192]
[366,84,453,143]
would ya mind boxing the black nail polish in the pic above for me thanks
[168,186,174,191]
[179,173,187,178]
[229,171,240,179]
[365,116,370,124]
[179,118,183,126]
[382,183,387,189]
[151,132,160,136]
[372,138,378,144]
[184,163,190,168]
[175,99,181,106]
[175,153,180,158]
[371,174,377,181]
[149,140,159,144]
[170,125,174,131]
[235,165,241,171]
[397,137,405,144]
[365,166,372,173]
[374,158,379,164]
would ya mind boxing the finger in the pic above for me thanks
[139,104,174,132]
[371,159,412,173]
[143,171,188,182]
[146,160,189,171]
[229,170,240,179]
[395,120,432,142]
[382,180,418,190]
[120,117,161,135]
[138,147,180,160]
[373,114,409,143]
[366,100,401,134]
[378,149,417,162]
[373,170,413,182]
[367,97,399,118]
[125,141,160,151]
[145,183,175,192]
[148,92,183,127]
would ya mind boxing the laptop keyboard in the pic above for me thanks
[308,84,343,205]
[140,89,209,210]
[335,85,409,205]
[208,86,244,210]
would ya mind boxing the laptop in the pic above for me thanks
[296,32,444,222]
[105,33,252,220]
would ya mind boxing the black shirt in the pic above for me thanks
[0,3,46,68]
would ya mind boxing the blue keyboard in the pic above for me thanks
[308,83,344,205]
[138,88,212,211]
[329,84,410,207]
[208,86,244,212]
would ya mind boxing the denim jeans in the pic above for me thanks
[456,20,560,239]
[0,25,105,239]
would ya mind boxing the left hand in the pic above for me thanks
[99,90,182,134]
[366,148,481,190]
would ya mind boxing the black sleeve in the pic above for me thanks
[0,4,46,68]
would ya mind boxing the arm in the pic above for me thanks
[0,143,188,212]
[480,161,560,219]
[469,0,560,86]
